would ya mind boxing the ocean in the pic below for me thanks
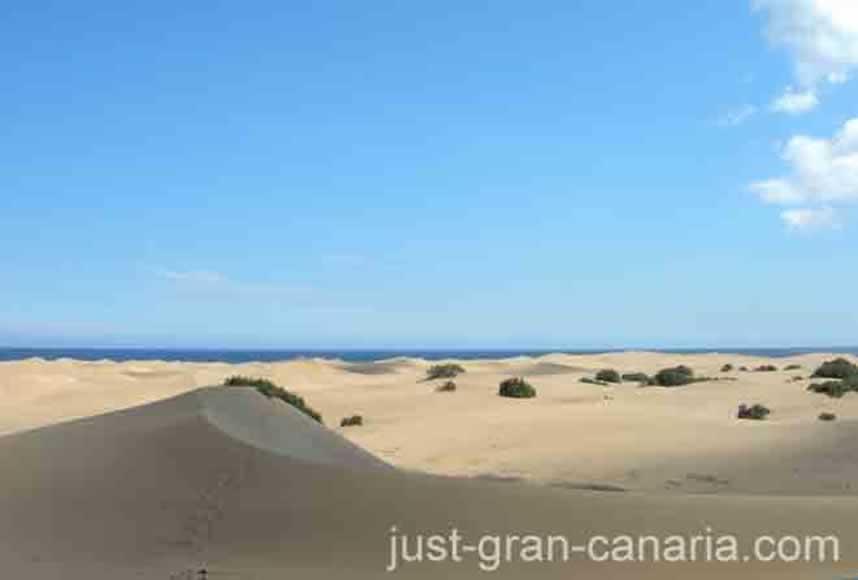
[0,347,855,363]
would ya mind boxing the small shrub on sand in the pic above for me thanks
[340,415,363,427]
[595,369,621,383]
[720,364,734,372]
[652,365,695,387]
[580,377,608,386]
[426,363,466,380]
[436,380,457,392]
[498,377,536,399]
[818,412,837,422]
[784,364,802,371]
[812,358,858,380]
[621,372,650,383]
[739,366,749,372]
[224,375,275,389]
[737,404,771,421]
[754,364,778,372]
[806,377,858,398]
[224,376,323,423]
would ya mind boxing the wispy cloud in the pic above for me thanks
[781,206,839,231]
[750,117,858,230]
[156,269,226,284]
[716,104,758,127]
[754,0,858,113]
[154,268,308,297]
[770,87,818,114]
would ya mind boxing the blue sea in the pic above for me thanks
[0,347,856,363]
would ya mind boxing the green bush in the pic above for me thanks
[720,364,734,372]
[224,376,323,423]
[426,363,466,380]
[652,365,694,387]
[806,377,858,398]
[818,412,837,422]
[737,403,771,420]
[621,372,649,383]
[498,377,536,399]
[812,358,858,380]
[579,377,608,386]
[340,415,363,427]
[436,380,457,392]
[595,369,621,383]
[784,364,802,371]
[754,364,778,372]
[224,375,275,389]
[806,380,847,398]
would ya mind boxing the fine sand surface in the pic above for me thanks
[1,352,858,578]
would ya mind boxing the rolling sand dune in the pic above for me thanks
[1,353,858,577]
[0,385,856,579]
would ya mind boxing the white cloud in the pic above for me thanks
[754,0,858,112]
[716,104,758,126]
[751,117,858,205]
[781,206,839,230]
[749,178,805,203]
[770,87,818,114]
[828,71,849,84]
[751,117,858,229]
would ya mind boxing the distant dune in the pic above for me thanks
[2,353,858,577]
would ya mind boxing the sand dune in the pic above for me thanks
[3,352,858,493]
[0,385,856,578]
[2,353,858,577]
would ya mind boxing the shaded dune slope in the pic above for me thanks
[1,387,857,579]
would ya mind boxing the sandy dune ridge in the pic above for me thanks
[1,352,858,577]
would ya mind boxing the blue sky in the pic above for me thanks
[2,1,858,348]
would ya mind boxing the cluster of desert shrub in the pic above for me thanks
[812,358,858,379]
[818,412,837,422]
[723,362,802,373]
[340,414,363,427]
[595,369,621,383]
[498,377,536,398]
[581,365,726,387]
[579,369,649,386]
[737,403,771,421]
[754,364,778,372]
[224,376,323,423]
[806,378,858,398]
[652,365,696,386]
[425,364,464,394]
[806,358,858,398]
[425,363,466,380]
[648,365,739,387]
